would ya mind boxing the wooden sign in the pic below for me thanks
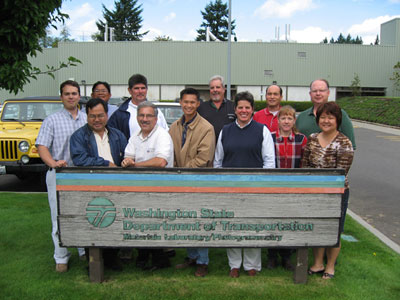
[57,168,344,248]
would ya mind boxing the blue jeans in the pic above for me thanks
[187,248,209,265]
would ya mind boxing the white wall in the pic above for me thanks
[237,86,264,100]
[161,85,185,101]
[287,87,336,101]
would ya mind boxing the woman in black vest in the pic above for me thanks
[214,91,276,278]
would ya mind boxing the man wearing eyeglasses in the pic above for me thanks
[91,81,118,116]
[296,79,356,149]
[69,98,128,271]
[121,101,173,271]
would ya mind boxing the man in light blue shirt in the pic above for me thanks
[36,80,87,273]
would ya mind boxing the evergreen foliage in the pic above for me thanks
[322,33,363,44]
[196,0,236,41]
[92,0,148,41]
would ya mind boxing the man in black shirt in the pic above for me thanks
[197,75,235,141]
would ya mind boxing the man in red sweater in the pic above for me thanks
[253,85,282,133]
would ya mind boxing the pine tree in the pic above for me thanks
[336,33,345,43]
[92,0,148,41]
[196,0,236,41]
[322,37,328,44]
[374,35,379,45]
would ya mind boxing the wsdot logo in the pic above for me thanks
[86,198,116,228]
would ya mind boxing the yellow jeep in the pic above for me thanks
[0,97,64,179]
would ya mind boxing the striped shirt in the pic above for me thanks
[36,108,87,166]
[301,132,354,188]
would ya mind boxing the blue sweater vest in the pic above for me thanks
[221,120,264,168]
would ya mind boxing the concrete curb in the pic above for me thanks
[347,209,400,255]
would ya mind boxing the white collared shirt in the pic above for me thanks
[213,119,275,169]
[124,125,174,167]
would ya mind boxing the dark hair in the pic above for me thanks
[85,98,108,115]
[316,102,342,129]
[310,78,330,89]
[180,88,200,101]
[266,85,282,96]
[60,80,80,95]
[234,91,254,108]
[128,74,147,89]
[92,81,111,93]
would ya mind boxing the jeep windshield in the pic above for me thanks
[1,102,64,122]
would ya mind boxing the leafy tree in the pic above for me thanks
[0,0,81,94]
[196,0,236,41]
[92,0,148,41]
[390,62,400,92]
[350,73,361,97]
[154,35,173,41]
[40,26,75,48]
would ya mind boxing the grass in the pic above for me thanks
[337,97,400,127]
[1,192,400,300]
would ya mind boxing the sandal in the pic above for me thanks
[308,268,324,275]
[322,272,335,279]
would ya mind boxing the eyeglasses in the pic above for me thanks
[138,114,155,118]
[310,89,328,94]
[88,113,106,120]
[94,89,108,93]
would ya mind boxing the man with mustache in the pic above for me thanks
[122,101,174,271]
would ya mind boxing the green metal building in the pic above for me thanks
[1,18,399,102]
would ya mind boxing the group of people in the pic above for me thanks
[36,74,354,281]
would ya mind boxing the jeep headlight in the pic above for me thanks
[18,141,30,153]
[21,155,30,164]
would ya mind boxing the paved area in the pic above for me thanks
[349,121,400,251]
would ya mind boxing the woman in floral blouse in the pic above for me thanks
[302,102,354,280]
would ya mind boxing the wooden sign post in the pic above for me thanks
[56,167,345,283]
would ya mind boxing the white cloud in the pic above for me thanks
[142,27,163,41]
[188,29,198,40]
[290,26,331,43]
[164,12,176,22]
[254,0,315,19]
[347,15,400,35]
[50,3,100,40]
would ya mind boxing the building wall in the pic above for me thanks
[1,18,400,101]
[161,85,185,101]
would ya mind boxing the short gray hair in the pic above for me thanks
[137,101,158,117]
[209,75,225,87]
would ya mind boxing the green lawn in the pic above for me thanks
[1,192,399,300]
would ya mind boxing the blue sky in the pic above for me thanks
[54,0,400,44]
